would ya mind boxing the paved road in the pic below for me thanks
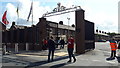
[1,42,120,68]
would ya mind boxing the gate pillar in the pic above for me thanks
[37,18,47,46]
[75,9,85,54]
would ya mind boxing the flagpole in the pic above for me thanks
[27,0,33,26]
[6,9,7,29]
[32,0,33,26]
[17,4,19,25]
[5,10,7,29]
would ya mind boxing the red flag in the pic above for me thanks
[2,10,9,25]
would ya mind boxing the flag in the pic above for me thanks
[2,10,9,25]
[16,5,19,17]
[27,2,33,21]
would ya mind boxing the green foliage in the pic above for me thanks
[107,32,117,37]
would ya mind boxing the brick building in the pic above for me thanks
[2,9,95,54]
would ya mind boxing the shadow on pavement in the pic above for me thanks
[116,57,120,63]
[50,63,67,68]
[24,54,81,68]
[106,57,115,61]
[25,56,69,68]
[3,57,32,64]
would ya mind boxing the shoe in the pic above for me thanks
[73,59,76,63]
[67,60,71,63]
[51,59,54,62]
[112,57,115,59]
[48,60,50,62]
[109,57,115,60]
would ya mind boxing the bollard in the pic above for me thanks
[15,43,18,53]
[3,44,6,55]
[26,43,29,51]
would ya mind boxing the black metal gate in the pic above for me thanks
[85,20,95,50]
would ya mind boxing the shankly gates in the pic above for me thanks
[2,4,95,54]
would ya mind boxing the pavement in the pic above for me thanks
[1,42,120,68]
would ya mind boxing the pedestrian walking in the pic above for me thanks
[67,36,76,63]
[47,36,56,62]
[109,38,117,59]
[60,39,65,49]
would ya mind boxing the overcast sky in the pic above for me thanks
[0,0,119,33]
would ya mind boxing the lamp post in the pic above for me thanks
[96,27,99,41]
[67,17,70,39]
[97,27,98,33]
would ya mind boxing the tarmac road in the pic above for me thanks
[1,42,120,68]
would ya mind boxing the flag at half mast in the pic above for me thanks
[27,2,33,21]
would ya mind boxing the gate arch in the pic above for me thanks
[38,6,95,54]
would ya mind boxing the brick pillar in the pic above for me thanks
[75,9,85,54]
[35,18,47,50]
[38,18,47,45]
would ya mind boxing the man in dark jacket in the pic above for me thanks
[48,36,56,62]
[60,39,65,49]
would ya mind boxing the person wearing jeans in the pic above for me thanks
[109,38,117,59]
[67,36,76,63]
